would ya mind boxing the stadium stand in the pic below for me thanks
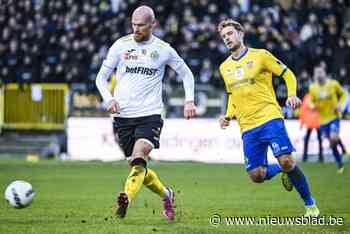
[0,0,350,117]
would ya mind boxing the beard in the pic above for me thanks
[229,42,241,52]
[317,77,326,84]
[133,27,152,42]
[133,34,145,42]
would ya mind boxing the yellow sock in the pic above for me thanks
[143,168,166,198]
[124,165,146,201]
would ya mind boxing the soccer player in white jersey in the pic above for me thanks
[95,6,196,220]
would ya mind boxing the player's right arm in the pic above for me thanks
[219,66,235,129]
[225,93,236,119]
[95,41,121,114]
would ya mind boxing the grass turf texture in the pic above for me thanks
[0,160,349,234]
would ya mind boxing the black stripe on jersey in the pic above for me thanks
[225,92,231,114]
[279,67,287,78]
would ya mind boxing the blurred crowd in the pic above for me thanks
[1,0,350,99]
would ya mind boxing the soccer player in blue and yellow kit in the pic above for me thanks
[309,66,347,173]
[217,19,319,217]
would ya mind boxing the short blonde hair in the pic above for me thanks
[217,19,244,33]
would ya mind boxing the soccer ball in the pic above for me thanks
[5,180,35,208]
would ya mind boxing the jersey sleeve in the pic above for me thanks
[167,46,195,102]
[102,41,122,69]
[262,49,297,97]
[334,80,347,105]
[225,94,236,118]
[167,46,186,70]
[261,50,286,76]
[95,41,122,103]
[219,66,235,118]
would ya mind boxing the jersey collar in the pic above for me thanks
[231,47,248,61]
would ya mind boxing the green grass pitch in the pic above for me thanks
[0,159,349,234]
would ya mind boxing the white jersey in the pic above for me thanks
[96,34,195,118]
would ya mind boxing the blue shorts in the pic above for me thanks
[242,118,295,172]
[320,119,340,137]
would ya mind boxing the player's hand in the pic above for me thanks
[335,105,342,113]
[286,96,301,110]
[219,116,231,129]
[184,101,196,119]
[107,99,120,114]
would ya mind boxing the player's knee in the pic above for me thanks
[132,139,153,159]
[249,168,265,183]
[329,137,338,148]
[142,144,153,155]
[278,155,295,172]
[249,174,265,183]
[138,139,153,153]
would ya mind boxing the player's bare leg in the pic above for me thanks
[248,165,292,191]
[248,167,266,183]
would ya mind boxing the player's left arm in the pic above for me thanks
[334,80,347,112]
[262,50,301,109]
[167,46,196,119]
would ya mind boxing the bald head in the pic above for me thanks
[132,5,155,24]
[131,6,155,42]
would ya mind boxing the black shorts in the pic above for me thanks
[113,115,163,157]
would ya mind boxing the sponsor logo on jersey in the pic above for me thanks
[235,66,244,79]
[124,49,138,60]
[225,68,234,76]
[271,142,280,152]
[150,50,159,60]
[247,60,254,69]
[139,49,150,60]
[231,78,255,88]
[125,66,159,76]
[124,49,159,61]
[281,146,288,150]
[318,90,330,99]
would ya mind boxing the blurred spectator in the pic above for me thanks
[1,0,350,115]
